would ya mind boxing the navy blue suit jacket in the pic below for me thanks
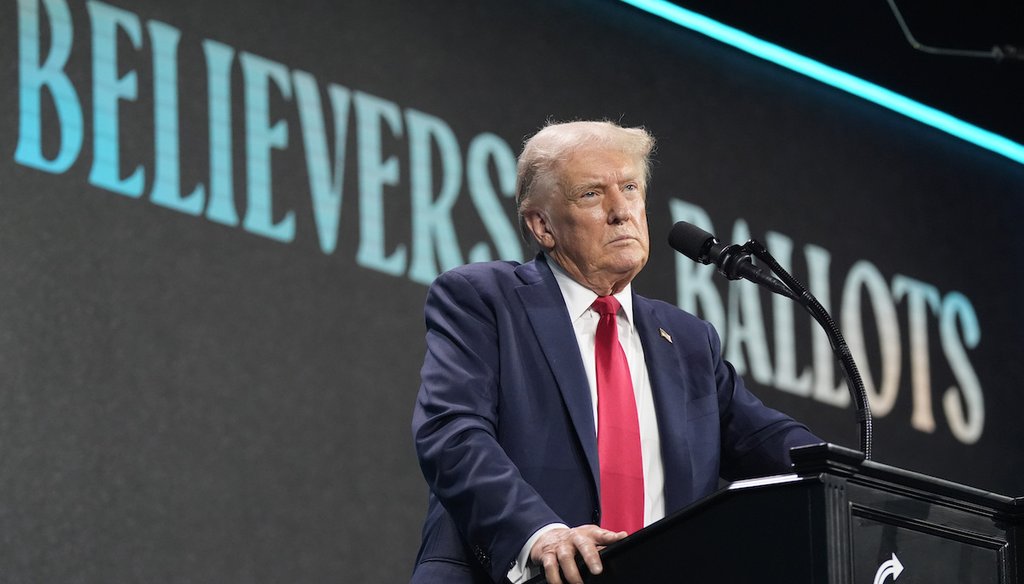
[411,255,818,583]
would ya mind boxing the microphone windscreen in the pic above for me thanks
[667,221,715,262]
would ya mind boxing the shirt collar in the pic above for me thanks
[545,254,634,329]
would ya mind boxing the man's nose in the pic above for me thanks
[606,188,633,223]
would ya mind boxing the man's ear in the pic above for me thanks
[523,209,555,251]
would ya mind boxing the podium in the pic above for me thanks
[530,443,1022,583]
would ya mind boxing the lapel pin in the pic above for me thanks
[659,328,673,343]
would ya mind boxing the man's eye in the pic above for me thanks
[624,183,639,191]
[581,191,597,198]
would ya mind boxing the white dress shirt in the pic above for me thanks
[508,260,665,583]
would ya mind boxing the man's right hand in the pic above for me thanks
[528,524,627,584]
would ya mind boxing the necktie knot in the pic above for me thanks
[592,295,621,317]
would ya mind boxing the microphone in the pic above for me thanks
[669,221,873,457]
[668,221,797,300]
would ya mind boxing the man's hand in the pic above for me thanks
[529,524,627,584]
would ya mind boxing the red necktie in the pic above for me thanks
[592,296,644,534]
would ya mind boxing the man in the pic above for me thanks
[411,120,819,584]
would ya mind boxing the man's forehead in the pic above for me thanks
[561,148,643,183]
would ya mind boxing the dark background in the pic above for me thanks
[670,0,1024,144]
[1,0,1021,582]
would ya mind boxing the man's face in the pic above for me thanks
[527,147,650,295]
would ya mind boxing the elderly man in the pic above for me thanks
[411,120,819,584]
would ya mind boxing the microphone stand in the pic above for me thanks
[739,239,874,460]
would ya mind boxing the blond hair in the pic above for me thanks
[515,120,655,240]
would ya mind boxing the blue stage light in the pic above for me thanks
[620,0,1024,166]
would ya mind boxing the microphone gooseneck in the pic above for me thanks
[667,221,873,460]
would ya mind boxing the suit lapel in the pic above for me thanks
[514,256,600,492]
[633,295,695,512]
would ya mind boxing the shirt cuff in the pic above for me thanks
[506,523,569,584]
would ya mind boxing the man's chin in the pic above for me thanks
[619,248,649,266]
[607,255,648,279]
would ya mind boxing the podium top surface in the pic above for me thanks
[790,442,1021,517]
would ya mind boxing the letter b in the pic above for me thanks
[15,0,84,173]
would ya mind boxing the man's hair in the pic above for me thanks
[514,120,656,242]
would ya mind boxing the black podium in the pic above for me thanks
[530,443,1021,583]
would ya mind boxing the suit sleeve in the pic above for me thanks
[412,270,562,582]
[704,321,823,480]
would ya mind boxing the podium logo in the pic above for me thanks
[873,553,905,584]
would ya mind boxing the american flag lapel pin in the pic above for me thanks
[659,328,673,343]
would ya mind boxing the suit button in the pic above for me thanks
[473,545,491,569]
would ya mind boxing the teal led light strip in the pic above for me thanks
[620,0,1024,166]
